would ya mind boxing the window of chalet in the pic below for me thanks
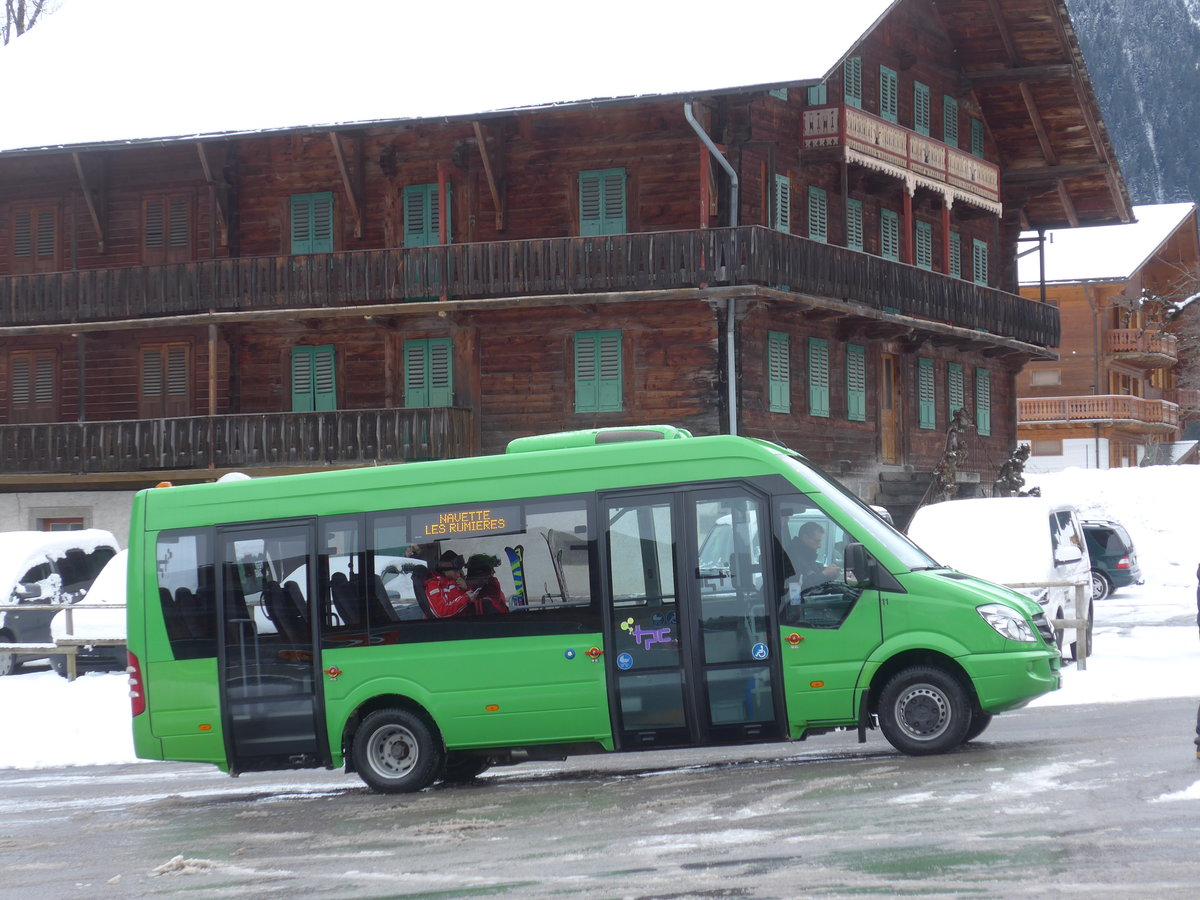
[773,174,791,233]
[845,344,866,422]
[807,83,827,105]
[403,183,449,247]
[578,169,627,237]
[290,192,334,254]
[846,199,863,251]
[10,203,58,273]
[970,119,985,158]
[39,517,86,531]
[403,337,452,408]
[291,345,336,412]
[807,187,828,243]
[9,349,57,424]
[574,330,623,413]
[140,342,191,418]
[915,221,933,270]
[879,66,898,124]
[913,82,931,136]
[143,194,192,265]
[972,238,989,286]
[949,230,962,278]
[1029,368,1061,387]
[767,331,790,414]
[843,57,862,108]
[1031,439,1063,456]
[943,96,959,147]
[807,338,830,418]
[917,357,936,430]
[880,209,900,261]
[947,362,965,419]
[975,368,992,436]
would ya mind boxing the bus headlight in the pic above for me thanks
[977,603,1036,643]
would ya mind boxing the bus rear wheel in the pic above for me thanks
[877,666,971,755]
[352,708,443,794]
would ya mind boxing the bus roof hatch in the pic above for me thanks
[506,425,693,454]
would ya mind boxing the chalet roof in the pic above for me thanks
[0,0,895,155]
[1017,203,1199,285]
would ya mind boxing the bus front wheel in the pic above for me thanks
[877,666,971,755]
[352,708,443,794]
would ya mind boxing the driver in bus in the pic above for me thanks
[786,522,841,590]
[423,551,476,618]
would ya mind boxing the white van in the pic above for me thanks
[906,498,1093,660]
[0,529,120,675]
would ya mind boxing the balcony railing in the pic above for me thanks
[1019,395,1179,430]
[1104,329,1179,366]
[1164,388,1200,411]
[0,227,1058,347]
[803,105,1001,209]
[0,407,473,476]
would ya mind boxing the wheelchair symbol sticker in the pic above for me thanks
[617,652,634,670]
[751,642,769,660]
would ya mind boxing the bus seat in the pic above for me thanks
[329,571,365,629]
[282,581,311,642]
[366,573,404,625]
[407,565,434,619]
[160,587,188,642]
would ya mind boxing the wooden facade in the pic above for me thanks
[0,0,1131,523]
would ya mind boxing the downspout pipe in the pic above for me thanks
[685,101,740,435]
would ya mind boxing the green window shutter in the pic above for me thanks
[844,57,862,108]
[773,174,791,233]
[768,331,791,413]
[846,344,866,422]
[769,87,788,100]
[403,183,443,248]
[975,368,992,436]
[144,199,165,250]
[575,330,623,413]
[915,221,933,270]
[579,168,627,237]
[943,95,959,147]
[918,357,936,429]
[948,362,964,418]
[846,198,863,251]
[807,186,828,242]
[36,209,55,259]
[13,209,32,258]
[880,209,899,261]
[914,82,930,136]
[950,230,962,278]
[879,66,898,123]
[291,345,336,412]
[403,338,454,408]
[973,238,989,286]
[10,356,29,403]
[971,119,985,158]
[808,338,830,418]
[290,192,334,255]
[807,83,827,105]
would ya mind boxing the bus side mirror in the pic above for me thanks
[844,543,873,586]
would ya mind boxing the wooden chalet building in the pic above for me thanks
[0,0,1131,533]
[1017,203,1200,470]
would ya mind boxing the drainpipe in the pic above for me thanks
[685,101,740,435]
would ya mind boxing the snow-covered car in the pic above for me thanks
[50,548,128,676]
[0,530,119,676]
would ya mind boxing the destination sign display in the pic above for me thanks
[412,504,521,539]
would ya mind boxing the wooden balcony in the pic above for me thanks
[803,105,1001,212]
[0,227,1058,347]
[0,407,473,478]
[1163,388,1200,411]
[1103,329,1179,367]
[1018,395,1180,433]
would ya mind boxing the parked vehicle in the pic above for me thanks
[0,530,119,676]
[49,548,129,676]
[906,498,1093,660]
[1081,519,1143,601]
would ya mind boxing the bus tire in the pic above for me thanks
[878,666,971,755]
[352,708,443,794]
[963,710,993,743]
[440,751,490,783]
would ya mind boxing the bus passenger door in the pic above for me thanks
[217,522,328,772]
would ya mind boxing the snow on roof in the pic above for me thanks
[0,0,895,155]
[0,530,120,602]
[1018,203,1199,286]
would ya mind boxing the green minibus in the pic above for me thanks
[126,426,1061,793]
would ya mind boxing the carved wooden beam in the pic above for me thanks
[329,132,364,239]
[1057,180,1080,228]
[195,142,230,247]
[71,152,106,254]
[472,120,506,230]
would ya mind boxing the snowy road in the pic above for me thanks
[1,696,1198,899]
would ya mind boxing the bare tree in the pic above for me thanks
[3,0,57,45]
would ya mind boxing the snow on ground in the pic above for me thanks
[0,465,1197,771]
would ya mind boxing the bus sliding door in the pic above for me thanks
[217,522,328,772]
[603,488,783,750]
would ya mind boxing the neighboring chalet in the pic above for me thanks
[0,0,1131,534]
[1016,203,1200,471]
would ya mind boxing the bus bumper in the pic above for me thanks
[960,649,1062,714]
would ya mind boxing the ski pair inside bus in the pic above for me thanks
[125,425,1061,793]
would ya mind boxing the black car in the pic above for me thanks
[1081,519,1143,601]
